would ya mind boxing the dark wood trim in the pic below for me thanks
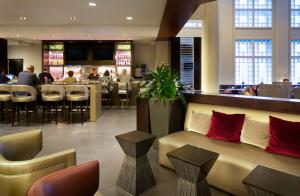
[194,37,201,90]
[136,97,151,133]
[170,37,180,74]
[0,38,8,72]
[157,0,215,41]
[186,93,300,115]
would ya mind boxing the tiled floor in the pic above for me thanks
[0,108,229,196]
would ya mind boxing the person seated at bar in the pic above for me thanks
[117,69,134,90]
[0,67,10,84]
[88,68,100,80]
[38,67,54,84]
[252,85,258,96]
[244,86,253,96]
[63,71,77,84]
[18,65,41,87]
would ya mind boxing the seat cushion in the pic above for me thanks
[241,119,269,149]
[159,131,263,195]
[186,111,211,135]
[0,94,11,101]
[12,96,35,102]
[67,95,88,101]
[42,95,63,102]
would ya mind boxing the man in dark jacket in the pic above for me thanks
[0,67,10,84]
[38,67,54,83]
[18,65,41,86]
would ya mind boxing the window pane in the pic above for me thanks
[291,0,300,9]
[235,0,253,9]
[236,58,254,84]
[236,40,253,56]
[291,41,300,84]
[254,0,272,9]
[254,40,272,56]
[254,10,272,27]
[235,10,253,27]
[291,10,300,28]
[254,58,272,84]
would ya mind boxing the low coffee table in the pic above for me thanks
[115,130,156,196]
[167,144,219,196]
[243,165,300,196]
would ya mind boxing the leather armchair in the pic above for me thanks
[27,161,102,196]
[0,129,76,196]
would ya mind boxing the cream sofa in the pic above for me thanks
[159,103,300,195]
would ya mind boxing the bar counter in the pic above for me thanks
[38,83,102,122]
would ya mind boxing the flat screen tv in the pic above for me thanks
[65,47,88,61]
[93,45,114,60]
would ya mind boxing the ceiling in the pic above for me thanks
[0,0,167,43]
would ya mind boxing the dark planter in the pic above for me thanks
[149,98,185,149]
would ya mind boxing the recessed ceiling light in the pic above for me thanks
[19,16,27,21]
[89,2,96,7]
[70,16,77,21]
[126,16,133,20]
[51,34,56,38]
[87,34,92,37]
[16,34,20,38]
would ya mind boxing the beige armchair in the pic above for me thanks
[0,129,76,196]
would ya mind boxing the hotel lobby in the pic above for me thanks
[0,0,300,196]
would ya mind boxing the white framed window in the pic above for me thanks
[291,40,300,84]
[235,40,272,84]
[235,0,272,28]
[291,0,300,28]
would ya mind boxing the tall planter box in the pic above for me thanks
[149,99,185,148]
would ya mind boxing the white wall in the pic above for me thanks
[134,43,156,71]
[154,41,170,68]
[8,43,42,74]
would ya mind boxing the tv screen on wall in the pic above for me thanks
[93,45,114,60]
[65,47,88,61]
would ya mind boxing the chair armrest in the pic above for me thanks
[0,129,42,161]
[0,149,76,175]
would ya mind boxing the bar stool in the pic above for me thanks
[101,82,112,108]
[65,85,89,125]
[0,85,12,123]
[118,82,129,108]
[41,85,65,124]
[11,85,37,126]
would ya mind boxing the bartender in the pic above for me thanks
[88,68,100,80]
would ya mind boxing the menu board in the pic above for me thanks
[43,43,64,65]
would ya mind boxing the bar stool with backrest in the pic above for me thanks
[11,85,37,126]
[118,82,129,108]
[41,85,65,124]
[0,85,12,123]
[101,81,112,108]
[65,85,89,124]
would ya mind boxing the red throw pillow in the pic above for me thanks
[207,110,245,143]
[266,116,300,158]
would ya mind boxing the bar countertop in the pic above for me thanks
[184,92,300,115]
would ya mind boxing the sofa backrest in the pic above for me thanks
[185,103,300,149]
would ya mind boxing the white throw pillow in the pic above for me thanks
[187,111,211,135]
[241,119,270,149]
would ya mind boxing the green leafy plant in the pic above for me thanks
[141,64,186,106]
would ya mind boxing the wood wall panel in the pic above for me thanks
[157,0,215,40]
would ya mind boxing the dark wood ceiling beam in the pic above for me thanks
[157,0,215,41]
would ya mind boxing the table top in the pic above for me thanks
[167,144,219,167]
[243,165,300,196]
[115,130,156,144]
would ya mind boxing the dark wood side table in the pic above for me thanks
[243,165,300,196]
[115,131,156,196]
[167,144,219,196]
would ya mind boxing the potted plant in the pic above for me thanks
[141,64,186,148]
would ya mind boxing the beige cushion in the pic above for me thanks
[42,95,63,102]
[187,111,211,135]
[0,94,11,101]
[241,119,270,149]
